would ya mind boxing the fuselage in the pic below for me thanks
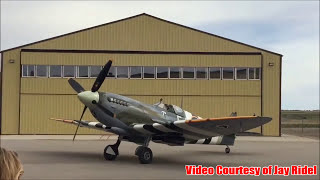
[77,91,196,136]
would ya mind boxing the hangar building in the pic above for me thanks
[0,13,282,136]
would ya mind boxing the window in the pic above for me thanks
[22,65,28,77]
[107,66,116,78]
[78,66,89,78]
[63,66,75,77]
[36,65,48,77]
[90,66,102,77]
[249,68,255,79]
[249,68,260,80]
[196,67,207,79]
[50,65,62,77]
[130,66,142,79]
[169,67,181,78]
[209,67,221,79]
[156,67,168,79]
[255,68,260,79]
[117,66,129,78]
[236,68,247,80]
[222,67,234,80]
[143,67,155,79]
[22,65,35,77]
[183,67,195,79]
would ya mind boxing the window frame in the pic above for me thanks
[235,67,248,80]
[196,67,208,80]
[209,67,221,80]
[116,66,129,79]
[62,65,76,78]
[129,66,143,79]
[255,68,261,80]
[49,65,63,78]
[35,65,48,78]
[222,67,234,80]
[89,66,103,78]
[21,65,34,77]
[77,66,89,78]
[143,66,155,79]
[182,67,195,79]
[248,67,261,80]
[156,66,169,79]
[169,67,181,79]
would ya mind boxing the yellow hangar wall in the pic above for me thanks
[0,14,281,135]
[22,53,262,134]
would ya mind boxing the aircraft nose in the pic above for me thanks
[77,91,99,107]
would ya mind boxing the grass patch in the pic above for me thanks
[282,124,320,128]
[282,110,319,121]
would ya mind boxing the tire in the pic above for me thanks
[225,147,230,154]
[104,145,117,161]
[135,146,144,156]
[137,147,153,164]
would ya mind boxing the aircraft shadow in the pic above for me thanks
[24,150,254,168]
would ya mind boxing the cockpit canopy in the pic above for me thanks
[155,102,185,117]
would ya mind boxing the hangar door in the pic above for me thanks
[19,51,262,134]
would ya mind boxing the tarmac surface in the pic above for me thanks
[1,134,319,180]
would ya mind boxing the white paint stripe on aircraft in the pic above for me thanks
[133,124,154,135]
[173,120,218,137]
[197,139,205,144]
[209,136,222,145]
[152,123,176,133]
[88,122,98,126]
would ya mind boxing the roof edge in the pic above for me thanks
[1,13,282,57]
[143,14,282,57]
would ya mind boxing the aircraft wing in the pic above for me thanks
[176,116,272,137]
[49,118,111,132]
[131,116,271,140]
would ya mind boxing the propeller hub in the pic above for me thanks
[78,91,99,107]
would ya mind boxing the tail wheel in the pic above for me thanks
[225,147,230,154]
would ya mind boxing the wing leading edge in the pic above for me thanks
[131,116,272,140]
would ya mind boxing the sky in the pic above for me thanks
[1,1,319,110]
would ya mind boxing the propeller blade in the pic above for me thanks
[91,60,112,92]
[68,78,85,93]
[73,106,87,141]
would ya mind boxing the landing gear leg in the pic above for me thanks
[104,136,122,161]
[135,136,153,164]
[225,145,230,154]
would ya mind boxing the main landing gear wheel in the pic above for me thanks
[136,146,153,164]
[225,146,230,154]
[104,137,122,161]
[104,145,118,160]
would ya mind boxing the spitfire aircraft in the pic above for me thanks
[51,60,272,164]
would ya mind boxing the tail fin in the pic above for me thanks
[186,134,236,146]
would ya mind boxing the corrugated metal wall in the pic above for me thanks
[1,14,280,135]
[20,94,261,134]
[18,52,261,134]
